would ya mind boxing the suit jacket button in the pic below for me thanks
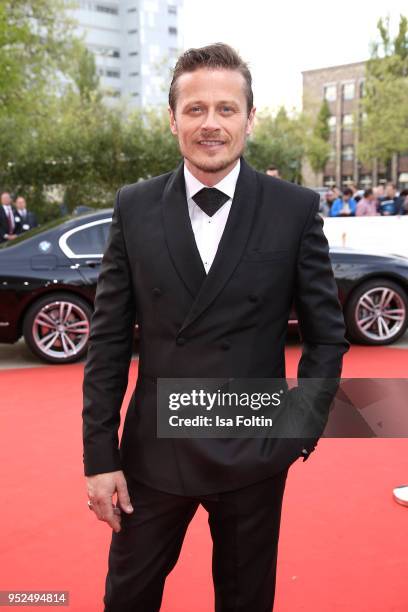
[176,336,186,346]
[248,293,259,303]
[220,340,231,351]
[152,287,162,297]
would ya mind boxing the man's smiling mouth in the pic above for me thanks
[198,140,226,147]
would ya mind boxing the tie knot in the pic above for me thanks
[192,188,230,217]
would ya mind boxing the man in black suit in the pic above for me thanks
[82,43,349,611]
[0,191,19,243]
[14,196,38,233]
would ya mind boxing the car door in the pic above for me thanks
[60,217,112,290]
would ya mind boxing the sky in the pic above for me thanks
[182,0,407,113]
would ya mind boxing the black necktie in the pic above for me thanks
[192,188,230,217]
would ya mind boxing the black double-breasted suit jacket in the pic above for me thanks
[15,209,38,232]
[82,157,349,495]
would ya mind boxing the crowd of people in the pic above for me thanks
[265,167,408,218]
[0,191,38,243]
[319,182,408,218]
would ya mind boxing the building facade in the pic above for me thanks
[302,61,408,189]
[70,0,183,109]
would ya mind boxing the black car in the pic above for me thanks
[1,210,408,364]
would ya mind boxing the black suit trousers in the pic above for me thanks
[104,468,289,612]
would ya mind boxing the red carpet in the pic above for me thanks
[1,345,408,611]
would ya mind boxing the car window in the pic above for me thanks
[66,223,110,256]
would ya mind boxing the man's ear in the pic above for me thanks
[246,106,256,136]
[168,106,178,136]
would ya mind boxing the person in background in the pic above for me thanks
[329,187,356,217]
[319,190,335,217]
[0,191,19,242]
[349,182,361,202]
[399,189,408,214]
[326,190,336,210]
[15,196,38,233]
[266,165,280,178]
[373,184,385,200]
[379,182,405,216]
[356,188,379,216]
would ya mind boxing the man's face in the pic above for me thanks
[1,193,11,206]
[169,68,255,177]
[15,197,26,210]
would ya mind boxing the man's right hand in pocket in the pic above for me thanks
[85,470,134,533]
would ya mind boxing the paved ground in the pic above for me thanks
[0,330,407,370]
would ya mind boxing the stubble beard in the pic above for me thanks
[182,143,245,174]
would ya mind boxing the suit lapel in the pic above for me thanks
[180,157,259,332]
[162,161,206,297]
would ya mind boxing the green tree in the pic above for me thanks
[305,99,332,176]
[71,46,101,103]
[0,1,77,111]
[359,14,408,164]
[246,107,305,182]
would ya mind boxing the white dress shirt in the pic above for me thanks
[184,159,240,274]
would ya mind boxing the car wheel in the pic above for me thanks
[23,293,92,364]
[345,279,408,345]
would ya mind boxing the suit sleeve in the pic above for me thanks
[82,188,137,476]
[291,194,350,458]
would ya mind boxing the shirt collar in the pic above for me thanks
[184,159,241,202]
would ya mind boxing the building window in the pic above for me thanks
[168,26,178,35]
[168,4,177,14]
[359,80,365,98]
[94,47,120,58]
[323,175,336,187]
[95,4,119,15]
[129,72,139,77]
[342,82,355,100]
[106,89,121,98]
[324,85,336,102]
[129,51,139,56]
[128,6,137,11]
[341,145,354,161]
[359,175,373,189]
[128,29,138,34]
[342,114,354,129]
[342,175,353,187]
[328,116,336,131]
[132,92,139,97]
[106,69,120,78]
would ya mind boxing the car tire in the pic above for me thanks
[345,278,408,345]
[23,293,92,364]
